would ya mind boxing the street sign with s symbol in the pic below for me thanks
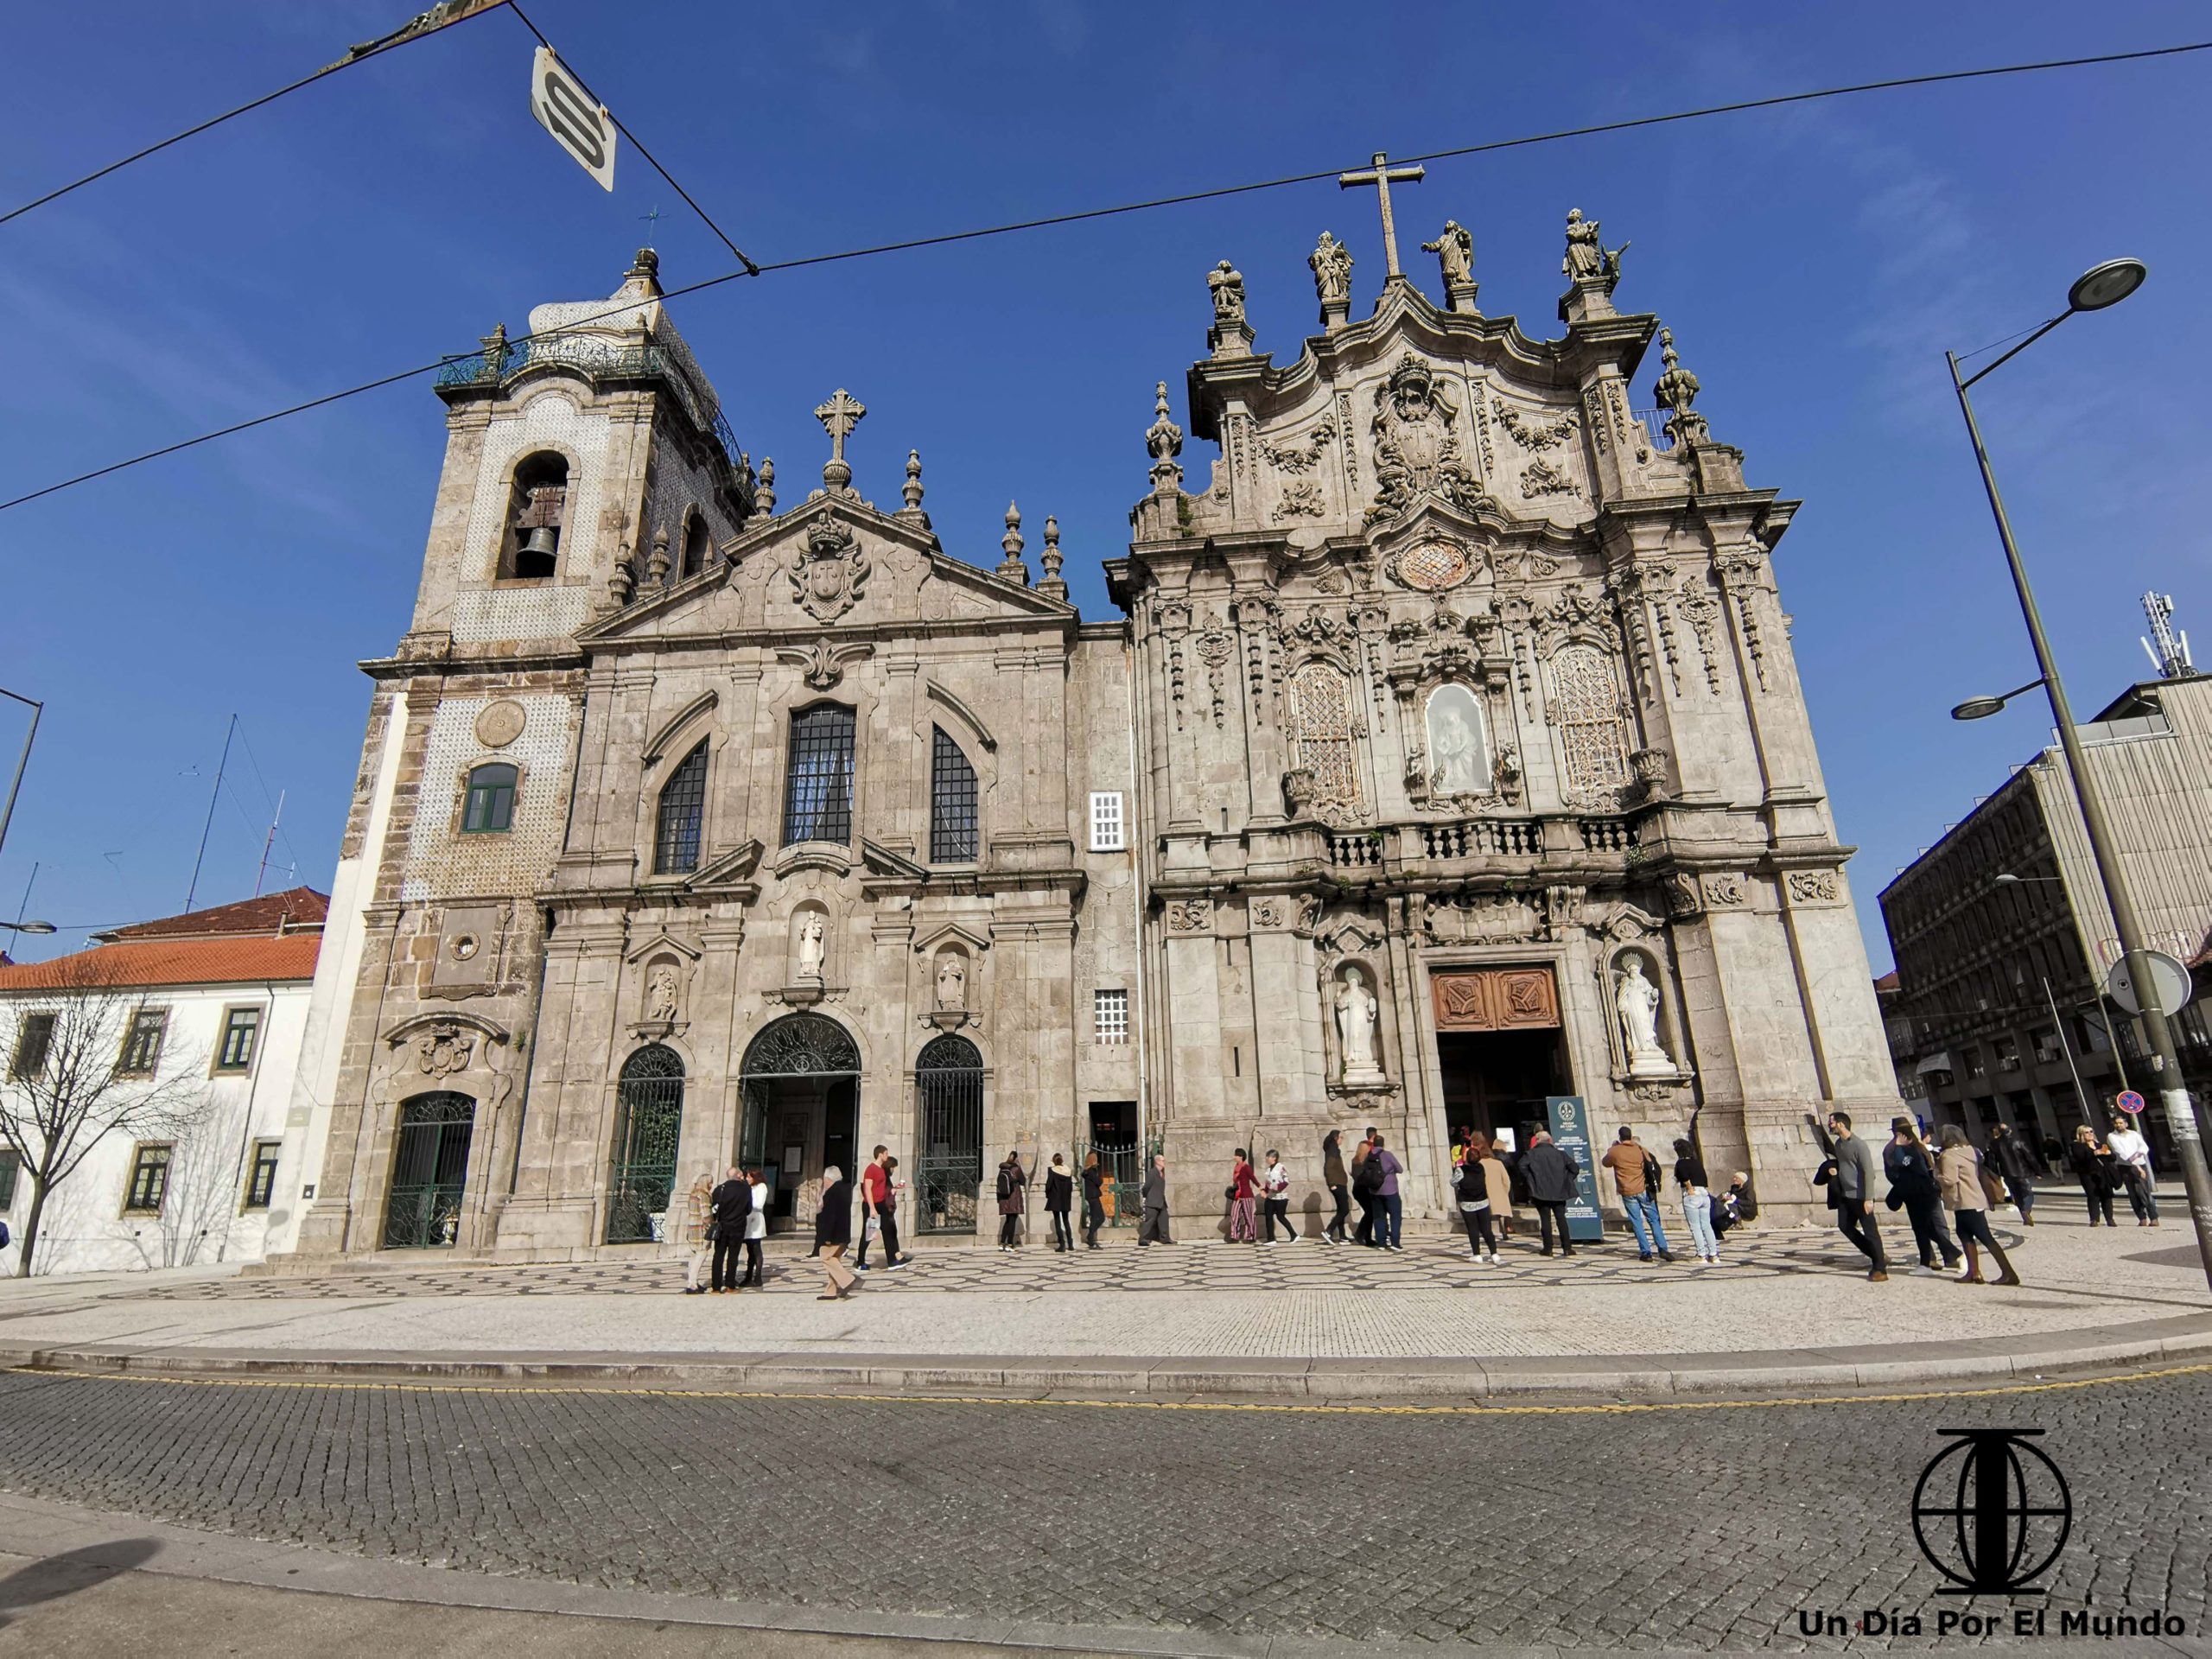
[530,47,616,191]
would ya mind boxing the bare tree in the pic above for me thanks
[1,954,213,1276]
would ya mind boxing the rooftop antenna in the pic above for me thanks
[184,713,236,912]
[254,788,285,898]
[2140,590,2194,679]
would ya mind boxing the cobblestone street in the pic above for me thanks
[0,1362,2205,1650]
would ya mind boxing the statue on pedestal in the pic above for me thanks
[1615,954,1673,1077]
[1335,965,1385,1086]
[796,913,825,981]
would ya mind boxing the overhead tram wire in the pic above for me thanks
[0,1,510,231]
[502,1,758,275]
[2,35,2206,518]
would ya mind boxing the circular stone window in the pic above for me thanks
[450,934,480,962]
[474,700,528,748]
[1398,540,1471,591]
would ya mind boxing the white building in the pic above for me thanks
[0,889,323,1275]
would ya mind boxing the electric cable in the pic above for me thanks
[3,35,2205,516]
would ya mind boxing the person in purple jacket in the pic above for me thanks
[1368,1131,1406,1251]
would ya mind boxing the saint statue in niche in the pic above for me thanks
[796,912,826,980]
[1334,965,1385,1086]
[645,963,680,1023]
[935,950,967,1011]
[1615,952,1672,1077]
[1426,683,1491,798]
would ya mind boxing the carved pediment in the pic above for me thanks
[860,838,927,880]
[688,837,763,889]
[912,918,992,956]
[623,929,703,965]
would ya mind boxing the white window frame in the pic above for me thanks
[1089,791,1126,853]
[1094,987,1129,1045]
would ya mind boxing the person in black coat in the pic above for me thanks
[1080,1152,1107,1249]
[1988,1122,2039,1225]
[1517,1130,1580,1258]
[814,1167,858,1300]
[708,1165,752,1294]
[2068,1125,2118,1226]
[1043,1154,1076,1252]
[1883,1118,1961,1274]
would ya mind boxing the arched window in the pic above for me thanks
[606,1044,684,1244]
[500,453,569,582]
[653,741,709,874]
[1551,645,1632,799]
[783,704,855,846]
[680,512,710,580]
[1287,661,1363,816]
[929,726,977,862]
[461,762,517,834]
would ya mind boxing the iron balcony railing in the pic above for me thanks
[437,335,741,459]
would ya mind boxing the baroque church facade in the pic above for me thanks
[276,198,1898,1264]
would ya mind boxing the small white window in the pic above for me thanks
[1094,988,1129,1045]
[1089,791,1125,852]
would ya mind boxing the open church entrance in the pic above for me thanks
[738,1014,859,1233]
[1431,966,1571,1147]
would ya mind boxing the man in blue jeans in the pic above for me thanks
[1368,1132,1406,1251]
[1600,1126,1675,1262]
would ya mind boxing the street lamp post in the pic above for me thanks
[1948,257,2212,1290]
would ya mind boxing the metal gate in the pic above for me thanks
[1076,1135,1159,1227]
[914,1033,983,1235]
[382,1092,474,1249]
[606,1044,684,1244]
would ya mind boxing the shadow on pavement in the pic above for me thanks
[0,1537,161,1629]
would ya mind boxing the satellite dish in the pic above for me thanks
[2105,950,2191,1020]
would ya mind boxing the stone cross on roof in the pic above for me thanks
[815,388,866,493]
[1338,151,1426,282]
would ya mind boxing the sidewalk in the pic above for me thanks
[1,1206,2202,1399]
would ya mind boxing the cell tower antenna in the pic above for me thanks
[2140,591,2194,679]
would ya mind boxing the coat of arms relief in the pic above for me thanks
[788,510,871,623]
[1366,354,1495,524]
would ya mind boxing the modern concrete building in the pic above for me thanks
[279,206,1902,1266]
[1879,671,2212,1165]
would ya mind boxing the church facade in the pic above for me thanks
[276,201,1898,1265]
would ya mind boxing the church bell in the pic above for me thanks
[519,525,559,560]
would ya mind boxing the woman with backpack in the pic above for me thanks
[1044,1154,1076,1252]
[1453,1132,1498,1264]
[995,1150,1027,1250]
[1320,1130,1350,1245]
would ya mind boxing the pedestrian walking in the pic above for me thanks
[1320,1129,1350,1244]
[855,1145,909,1273]
[1350,1128,1381,1246]
[995,1150,1027,1249]
[708,1164,752,1293]
[1600,1126,1675,1262]
[2107,1116,2160,1226]
[1367,1133,1406,1250]
[741,1166,769,1287]
[2068,1125,2118,1226]
[1938,1126,2022,1286]
[1480,1137,1515,1244]
[1518,1128,1578,1257]
[1453,1132,1498,1264]
[1823,1110,1888,1281]
[1045,1154,1076,1251]
[1882,1117,1961,1276]
[1137,1153,1173,1245]
[1988,1122,2039,1225]
[1081,1150,1107,1249]
[814,1165,858,1300]
[1261,1149,1299,1243]
[1226,1149,1259,1243]
[681,1166,714,1294]
[1672,1137,1719,1265]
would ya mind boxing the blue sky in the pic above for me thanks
[1,2,2206,974]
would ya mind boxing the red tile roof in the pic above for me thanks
[93,887,328,944]
[0,934,321,992]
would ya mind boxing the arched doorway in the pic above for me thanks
[606,1044,684,1244]
[914,1033,983,1235]
[739,1013,860,1230]
[382,1092,474,1249]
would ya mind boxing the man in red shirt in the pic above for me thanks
[855,1145,908,1272]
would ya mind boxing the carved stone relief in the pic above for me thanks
[1165,898,1213,933]
[1786,870,1840,904]
[1366,354,1495,524]
[788,511,871,622]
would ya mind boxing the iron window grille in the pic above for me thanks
[782,704,855,846]
[244,1140,283,1210]
[930,727,978,863]
[216,1006,262,1072]
[1089,791,1125,852]
[124,1143,172,1214]
[1094,988,1130,1045]
[654,741,709,874]
[606,1044,685,1244]
[10,1012,54,1079]
[0,1151,17,1210]
[914,1033,984,1236]
[118,1009,168,1076]
[462,762,518,834]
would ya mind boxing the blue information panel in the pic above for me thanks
[1546,1095,1606,1243]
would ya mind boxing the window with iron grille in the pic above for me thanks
[124,1143,172,1214]
[1089,791,1125,852]
[118,1008,168,1076]
[0,1151,17,1210]
[462,762,517,833]
[1094,988,1129,1045]
[930,727,978,862]
[216,1006,262,1072]
[654,741,709,874]
[9,1012,54,1079]
[782,704,855,846]
[245,1140,283,1210]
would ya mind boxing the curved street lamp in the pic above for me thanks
[0,920,57,936]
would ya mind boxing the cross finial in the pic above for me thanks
[814,388,866,493]
[1338,151,1426,281]
[639,204,664,242]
